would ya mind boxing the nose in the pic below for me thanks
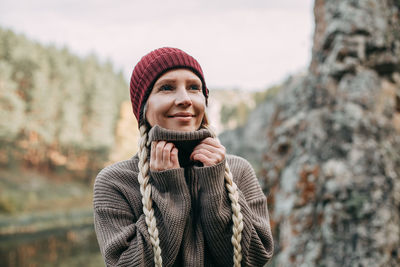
[174,87,192,107]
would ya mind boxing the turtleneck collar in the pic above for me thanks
[147,125,213,167]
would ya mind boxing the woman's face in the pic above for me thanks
[145,69,206,132]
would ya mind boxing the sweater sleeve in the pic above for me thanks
[93,164,191,267]
[194,156,274,267]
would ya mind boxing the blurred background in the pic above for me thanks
[1,0,400,266]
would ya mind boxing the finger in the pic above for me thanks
[162,142,175,165]
[150,141,157,170]
[192,153,215,167]
[195,138,226,155]
[199,137,221,147]
[170,147,179,168]
[192,148,220,161]
[155,141,166,169]
[193,143,225,156]
[191,142,225,162]
[191,149,224,166]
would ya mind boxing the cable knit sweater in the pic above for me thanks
[93,126,273,267]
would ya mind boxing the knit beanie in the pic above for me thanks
[130,47,209,126]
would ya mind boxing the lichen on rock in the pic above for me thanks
[221,0,400,266]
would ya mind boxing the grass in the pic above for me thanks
[0,167,95,235]
[0,168,101,266]
[0,168,93,215]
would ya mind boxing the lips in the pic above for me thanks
[168,112,195,117]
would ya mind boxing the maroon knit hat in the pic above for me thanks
[130,47,208,125]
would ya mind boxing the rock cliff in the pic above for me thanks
[221,0,400,265]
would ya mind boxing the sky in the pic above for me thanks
[0,0,315,91]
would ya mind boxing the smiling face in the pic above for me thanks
[145,69,206,132]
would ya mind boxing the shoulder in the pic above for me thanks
[94,155,140,195]
[225,154,263,197]
[93,155,144,217]
[96,155,139,181]
[225,154,254,176]
[93,155,142,211]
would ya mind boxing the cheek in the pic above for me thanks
[145,95,175,122]
[192,96,206,127]
[193,95,206,114]
[145,98,162,123]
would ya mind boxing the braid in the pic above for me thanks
[206,125,244,267]
[224,162,244,267]
[138,124,163,267]
[138,122,243,267]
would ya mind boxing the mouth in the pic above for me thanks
[168,112,195,118]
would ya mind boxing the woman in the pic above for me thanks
[93,47,273,267]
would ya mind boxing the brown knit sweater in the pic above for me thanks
[93,126,274,266]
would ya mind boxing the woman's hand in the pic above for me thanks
[190,137,226,167]
[150,141,180,171]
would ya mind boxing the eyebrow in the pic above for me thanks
[154,78,202,86]
[154,79,177,85]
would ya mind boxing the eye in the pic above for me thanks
[159,84,173,91]
[189,84,201,91]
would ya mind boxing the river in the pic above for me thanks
[0,223,104,267]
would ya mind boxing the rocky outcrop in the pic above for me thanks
[222,0,400,266]
[266,0,400,266]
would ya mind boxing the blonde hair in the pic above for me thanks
[137,120,244,267]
